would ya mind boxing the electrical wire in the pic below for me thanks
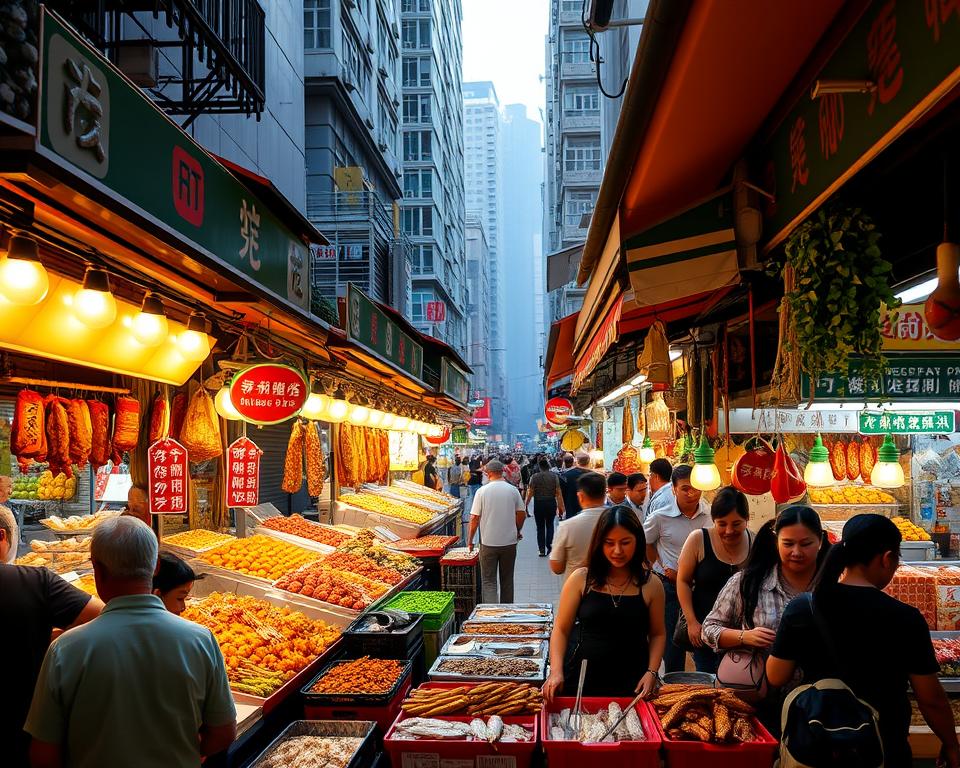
[581,0,628,99]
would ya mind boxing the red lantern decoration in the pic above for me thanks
[924,242,960,341]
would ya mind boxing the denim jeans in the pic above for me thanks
[693,645,719,674]
[659,575,687,673]
[532,499,557,553]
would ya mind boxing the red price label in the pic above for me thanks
[229,364,308,425]
[225,437,263,508]
[147,439,189,515]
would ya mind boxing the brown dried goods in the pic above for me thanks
[12,390,45,470]
[179,389,221,462]
[282,420,305,493]
[436,658,539,677]
[87,400,111,470]
[304,420,325,496]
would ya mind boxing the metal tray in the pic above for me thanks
[441,634,547,659]
[931,631,960,691]
[459,621,551,639]
[427,654,547,684]
[247,719,376,768]
[467,607,553,623]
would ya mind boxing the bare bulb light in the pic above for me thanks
[177,312,210,362]
[348,405,370,425]
[214,386,242,420]
[691,436,722,491]
[326,399,349,422]
[73,266,117,328]
[803,434,835,487]
[0,234,48,305]
[131,292,168,347]
[393,415,411,431]
[301,393,328,420]
[871,434,905,488]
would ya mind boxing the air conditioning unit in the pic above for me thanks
[117,42,158,87]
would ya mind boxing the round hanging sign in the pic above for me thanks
[425,426,451,446]
[229,364,309,425]
[544,397,575,427]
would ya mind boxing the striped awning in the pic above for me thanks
[624,189,739,306]
[572,293,624,393]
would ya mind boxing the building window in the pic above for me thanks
[402,55,431,87]
[560,0,582,10]
[404,169,433,199]
[402,206,434,236]
[563,85,599,115]
[411,244,434,274]
[402,18,431,49]
[403,130,432,161]
[402,0,431,11]
[402,93,432,124]
[560,30,591,63]
[304,0,331,49]
[564,190,598,227]
[411,289,434,322]
[341,25,371,100]
[564,136,601,172]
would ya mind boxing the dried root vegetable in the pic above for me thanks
[304,420,325,496]
[651,685,756,744]
[282,420,305,493]
[179,389,221,462]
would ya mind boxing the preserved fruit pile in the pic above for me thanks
[162,529,236,552]
[891,516,931,541]
[340,492,433,525]
[337,529,420,575]
[261,514,351,547]
[201,535,319,581]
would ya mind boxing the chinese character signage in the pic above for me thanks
[346,283,424,380]
[147,439,189,515]
[441,358,469,405]
[720,408,859,434]
[426,301,446,323]
[38,11,309,310]
[764,1,960,249]
[229,364,308,425]
[881,303,960,350]
[859,410,956,435]
[801,354,960,401]
[225,437,262,507]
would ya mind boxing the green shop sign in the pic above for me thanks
[37,11,309,310]
[764,2,960,248]
[441,358,469,405]
[801,354,960,401]
[346,284,423,380]
[859,410,956,434]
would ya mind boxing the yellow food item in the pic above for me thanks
[202,535,319,581]
[305,421,325,497]
[74,575,99,596]
[340,493,433,524]
[892,516,931,542]
[162,529,236,551]
[808,485,896,505]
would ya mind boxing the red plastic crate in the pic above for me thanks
[303,679,411,737]
[661,716,778,768]
[540,696,663,768]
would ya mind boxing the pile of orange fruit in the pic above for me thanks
[201,534,319,581]
[260,514,352,547]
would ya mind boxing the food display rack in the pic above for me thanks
[427,655,547,684]
[230,642,344,714]
[333,500,446,540]
[341,613,425,660]
[808,502,900,522]
[246,720,377,768]
[440,635,548,659]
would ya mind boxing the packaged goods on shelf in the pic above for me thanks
[884,565,938,629]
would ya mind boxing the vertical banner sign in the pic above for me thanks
[346,283,424,380]
[426,301,446,323]
[226,437,263,507]
[147,439,189,514]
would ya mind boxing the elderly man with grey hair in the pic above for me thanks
[0,505,102,768]
[467,459,526,603]
[26,516,236,768]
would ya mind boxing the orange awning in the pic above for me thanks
[573,294,624,393]
[545,312,578,391]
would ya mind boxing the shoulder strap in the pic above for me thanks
[700,527,714,561]
[806,593,844,674]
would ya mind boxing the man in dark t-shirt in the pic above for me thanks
[422,455,439,489]
[770,585,943,766]
[0,507,102,767]
[559,454,590,519]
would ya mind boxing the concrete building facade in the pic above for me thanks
[465,213,492,410]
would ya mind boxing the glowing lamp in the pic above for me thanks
[691,436,722,491]
[393,415,411,431]
[177,312,210,362]
[0,234,49,305]
[367,409,385,427]
[301,393,328,420]
[871,434,905,488]
[214,386,242,420]
[131,292,168,347]
[73,266,117,328]
[348,404,370,425]
[326,398,349,422]
[380,412,396,429]
[803,434,835,487]
[639,435,656,464]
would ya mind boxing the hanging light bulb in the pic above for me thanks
[690,436,722,491]
[176,311,211,362]
[871,433,905,488]
[380,411,396,429]
[639,435,656,464]
[301,393,329,420]
[367,409,384,427]
[326,398,349,422]
[348,404,370,425]
[393,415,411,431]
[803,433,835,487]
[0,233,48,305]
[73,266,117,328]
[214,386,242,420]
[130,291,169,347]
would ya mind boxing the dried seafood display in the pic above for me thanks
[402,682,543,716]
[435,657,540,678]
[392,717,533,742]
[255,736,363,768]
[548,702,645,742]
[650,684,758,743]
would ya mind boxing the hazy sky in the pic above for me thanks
[462,0,548,124]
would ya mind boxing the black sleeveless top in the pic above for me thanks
[692,527,750,622]
[563,584,650,697]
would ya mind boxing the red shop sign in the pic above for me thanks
[147,438,189,514]
[544,397,575,427]
[425,426,451,445]
[225,436,263,508]
[426,300,446,323]
[229,364,308,425]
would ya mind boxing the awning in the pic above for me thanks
[547,243,584,292]
[573,213,622,360]
[573,294,624,393]
[544,312,578,390]
[624,188,739,306]
[618,285,736,336]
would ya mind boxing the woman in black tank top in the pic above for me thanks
[544,505,666,701]
[676,487,752,673]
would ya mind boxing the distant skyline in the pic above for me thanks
[462,0,548,124]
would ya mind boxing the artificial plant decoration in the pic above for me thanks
[773,206,899,385]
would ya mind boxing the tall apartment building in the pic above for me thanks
[302,0,410,309]
[465,213,492,407]
[401,0,467,356]
[463,81,507,434]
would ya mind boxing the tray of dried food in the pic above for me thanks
[161,529,237,555]
[257,514,353,552]
[29,536,92,553]
[15,550,91,573]
[460,621,550,638]
[41,511,119,535]
[248,719,376,768]
[428,655,547,683]
[468,605,553,623]
[932,632,960,691]
[441,634,547,659]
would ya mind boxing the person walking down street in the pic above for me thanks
[625,473,647,517]
[468,460,526,603]
[0,507,103,768]
[525,459,565,557]
[503,455,522,491]
[423,454,441,491]
[560,453,591,520]
[466,454,483,512]
[551,472,608,579]
[676,487,753,674]
[543,506,665,700]
[768,514,959,767]
[448,456,464,499]
[520,456,535,496]
[643,464,711,674]
[26,516,237,768]
[701,505,828,734]
[642,458,674,519]
[606,472,628,506]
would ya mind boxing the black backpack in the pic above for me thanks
[778,595,884,768]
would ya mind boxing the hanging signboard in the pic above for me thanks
[441,358,469,405]
[471,397,492,426]
[229,364,308,425]
[719,408,860,434]
[544,397,575,427]
[881,303,960,350]
[859,410,956,435]
[426,301,447,323]
[225,436,263,507]
[346,283,424,380]
[147,438,189,514]
[800,354,960,401]
[452,427,469,444]
[424,426,451,446]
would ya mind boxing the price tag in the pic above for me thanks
[401,754,439,768]
[477,758,517,768]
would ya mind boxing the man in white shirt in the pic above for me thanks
[625,472,647,517]
[642,458,674,518]
[550,472,608,579]
[468,460,526,602]
[643,464,712,673]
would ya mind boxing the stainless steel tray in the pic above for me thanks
[427,655,546,683]
[460,621,550,639]
[441,634,548,659]
[247,719,376,768]
[469,604,553,623]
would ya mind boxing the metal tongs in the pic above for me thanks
[567,659,589,739]
[597,691,645,742]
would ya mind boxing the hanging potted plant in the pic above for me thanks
[771,206,900,392]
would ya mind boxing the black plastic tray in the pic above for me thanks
[342,613,425,660]
[247,720,377,768]
[302,659,413,707]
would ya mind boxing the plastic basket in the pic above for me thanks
[441,562,480,588]
[661,717,778,768]
[302,661,412,738]
[247,720,377,768]
[382,591,455,632]
[301,659,412,707]
[541,697,663,768]
[423,614,455,669]
[342,613,425,660]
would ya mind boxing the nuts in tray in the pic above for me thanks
[309,657,407,695]
[402,682,543,716]
[162,529,236,551]
[436,657,540,678]
[256,736,363,768]
[651,684,758,743]
[462,622,543,636]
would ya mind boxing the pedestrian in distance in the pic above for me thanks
[525,458,566,557]
[550,471,608,579]
[422,454,441,491]
[625,472,647,517]
[606,471,628,506]
[467,460,526,603]
[447,455,464,499]
[559,452,591,520]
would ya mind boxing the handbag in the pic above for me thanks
[716,645,768,703]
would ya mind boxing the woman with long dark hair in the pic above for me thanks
[543,505,665,700]
[768,514,959,767]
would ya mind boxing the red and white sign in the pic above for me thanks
[229,364,309,425]
[545,397,575,427]
[426,301,446,323]
[147,439,189,514]
[225,437,263,508]
[312,244,337,260]
[471,397,492,426]
[425,426,451,445]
